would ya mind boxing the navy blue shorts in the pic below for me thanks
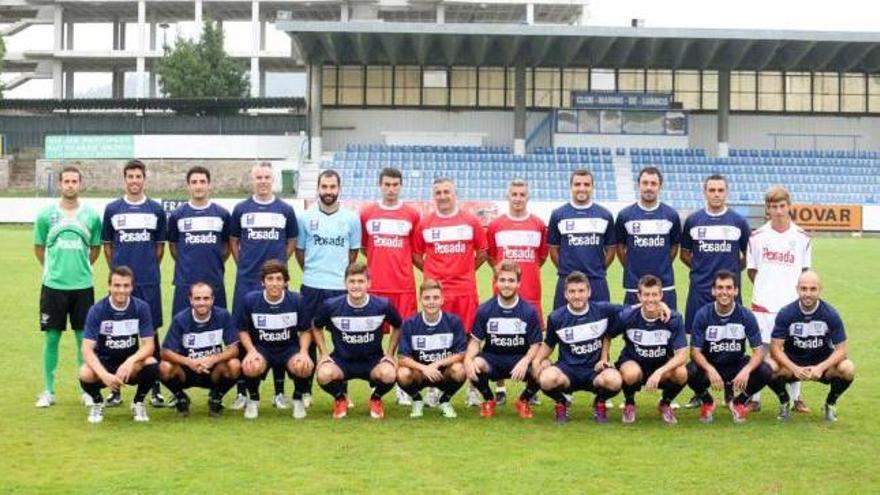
[623,288,677,310]
[684,288,714,335]
[301,285,347,329]
[479,352,528,381]
[555,361,598,392]
[232,279,262,317]
[332,353,383,381]
[256,344,299,371]
[183,367,216,389]
[172,283,228,318]
[553,276,610,310]
[615,356,666,385]
[133,284,163,328]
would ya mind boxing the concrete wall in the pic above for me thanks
[35,159,295,194]
[0,159,9,190]
[690,113,880,152]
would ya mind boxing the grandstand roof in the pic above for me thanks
[278,21,880,72]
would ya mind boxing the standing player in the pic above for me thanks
[486,178,547,405]
[686,271,780,424]
[615,167,681,308]
[769,271,856,422]
[167,166,231,316]
[101,159,166,407]
[312,262,402,419]
[746,186,811,413]
[533,272,623,424]
[34,165,103,408]
[397,279,467,418]
[548,169,616,307]
[297,169,362,403]
[464,261,542,419]
[160,283,240,417]
[359,167,420,405]
[414,177,487,406]
[78,266,159,424]
[613,275,688,424]
[679,175,750,408]
[229,162,298,410]
[236,260,313,420]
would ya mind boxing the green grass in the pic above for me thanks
[1,224,878,493]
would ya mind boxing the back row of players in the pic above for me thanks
[34,160,855,423]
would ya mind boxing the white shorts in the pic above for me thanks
[754,311,777,345]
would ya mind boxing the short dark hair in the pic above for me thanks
[637,274,662,292]
[123,159,146,177]
[187,166,211,183]
[108,265,135,284]
[703,174,726,189]
[564,271,591,289]
[318,169,341,187]
[712,270,738,288]
[638,166,663,186]
[494,260,521,281]
[345,261,369,279]
[59,165,82,181]
[260,259,290,283]
[189,282,214,297]
[379,167,402,184]
[570,169,593,185]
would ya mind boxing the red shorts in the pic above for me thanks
[371,290,418,334]
[442,292,480,334]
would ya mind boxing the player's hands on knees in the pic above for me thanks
[510,358,529,382]
[116,360,135,383]
[594,360,612,373]
[807,366,825,381]
[422,363,443,383]
[100,371,124,391]
[317,354,334,368]
[708,368,724,391]
[645,370,663,392]
[732,370,749,393]
[243,351,264,370]
[464,359,479,382]
[294,351,313,372]
[193,357,211,374]
[793,365,811,381]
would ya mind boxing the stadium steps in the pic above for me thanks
[613,155,635,202]
[8,151,37,189]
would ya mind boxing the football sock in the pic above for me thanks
[42,329,62,394]
[438,379,464,403]
[73,329,85,367]
[272,366,285,396]
[474,373,494,401]
[660,380,685,405]
[292,376,310,400]
[543,386,567,405]
[371,381,393,401]
[134,362,158,403]
[826,377,853,406]
[80,380,103,403]
[319,379,345,401]
[245,376,261,401]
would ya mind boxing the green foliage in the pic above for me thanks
[155,21,249,107]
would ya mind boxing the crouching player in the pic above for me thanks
[160,282,241,417]
[769,270,856,422]
[79,266,158,424]
[397,279,467,419]
[313,262,402,419]
[687,270,780,424]
[534,271,623,424]
[237,260,313,420]
[614,275,688,424]
[464,261,542,418]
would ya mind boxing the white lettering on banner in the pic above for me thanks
[331,316,385,333]
[111,213,158,230]
[624,219,673,236]
[367,218,412,236]
[178,216,224,233]
[412,333,454,351]
[704,324,746,342]
[788,321,829,337]
[423,225,474,243]
[182,329,224,349]
[556,319,608,344]
[495,230,541,248]
[487,318,527,335]
[558,217,609,235]
[251,312,299,330]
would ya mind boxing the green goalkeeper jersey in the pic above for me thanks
[33,203,103,290]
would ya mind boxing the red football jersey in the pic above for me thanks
[360,202,420,294]
[414,208,487,294]
[487,213,548,304]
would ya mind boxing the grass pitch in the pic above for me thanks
[1,224,878,493]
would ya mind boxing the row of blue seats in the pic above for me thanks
[660,173,880,185]
[345,144,510,153]
[634,164,880,177]
[328,162,616,173]
[632,155,880,167]
[655,182,874,194]
[532,147,613,156]
[343,176,617,190]
[731,149,880,159]
[334,153,615,164]
[628,148,707,157]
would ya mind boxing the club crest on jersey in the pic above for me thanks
[282,314,293,326]
[431,228,440,241]
[185,334,197,347]
[793,323,804,336]
[632,330,643,342]
[340,318,350,330]
[245,214,255,226]
[100,321,114,336]
[310,219,319,231]
[707,327,718,340]
[415,336,427,349]
[117,216,127,227]
[183,218,193,230]
[257,315,267,327]
[564,220,574,231]
[697,227,707,239]
[632,222,641,234]
[564,327,575,341]
[489,321,498,332]
[371,220,381,233]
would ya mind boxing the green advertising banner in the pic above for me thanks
[44,135,134,159]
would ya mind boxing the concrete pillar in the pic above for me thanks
[309,63,323,159]
[340,3,349,22]
[513,63,526,155]
[194,0,203,37]
[65,21,74,50]
[136,0,146,98]
[250,1,260,97]
[526,3,534,25]
[717,69,731,157]
[52,61,63,99]
[260,20,267,51]
[53,6,63,51]
[53,7,64,98]
[149,71,157,97]
[436,4,445,24]
[112,71,124,98]
[112,18,121,50]
[64,70,75,98]
[259,68,267,97]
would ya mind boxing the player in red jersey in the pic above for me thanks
[360,167,422,406]
[486,179,549,406]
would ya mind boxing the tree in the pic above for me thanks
[155,21,249,103]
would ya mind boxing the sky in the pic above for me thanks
[1,0,878,98]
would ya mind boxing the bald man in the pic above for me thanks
[768,271,855,422]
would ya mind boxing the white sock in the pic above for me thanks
[496,386,507,393]
[751,391,762,402]
[789,381,801,401]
